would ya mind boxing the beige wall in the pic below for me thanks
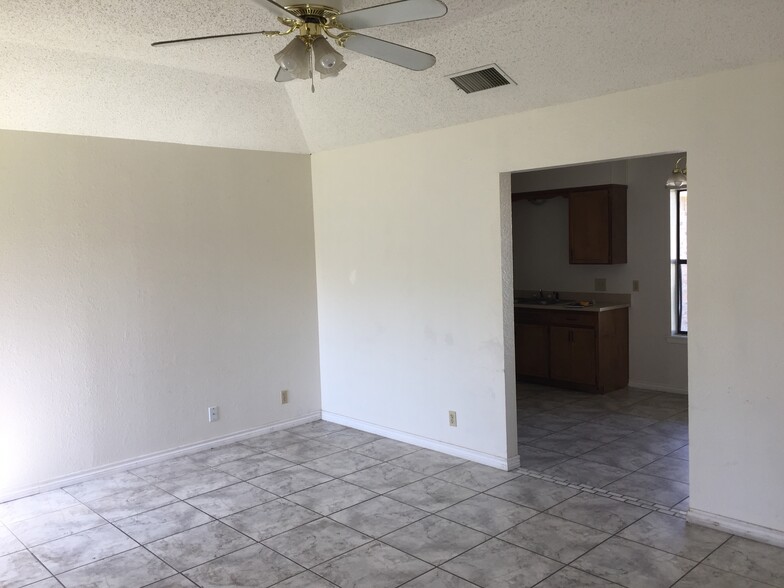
[512,155,688,393]
[0,131,321,496]
[312,61,784,535]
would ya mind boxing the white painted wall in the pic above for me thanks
[312,61,784,535]
[0,131,321,496]
[512,156,688,393]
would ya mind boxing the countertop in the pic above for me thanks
[514,301,630,312]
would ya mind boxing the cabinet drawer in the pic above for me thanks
[547,311,597,328]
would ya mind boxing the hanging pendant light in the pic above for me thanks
[666,156,688,188]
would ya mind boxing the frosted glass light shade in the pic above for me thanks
[274,37,310,79]
[313,37,345,78]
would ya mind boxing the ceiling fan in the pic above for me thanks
[152,0,448,91]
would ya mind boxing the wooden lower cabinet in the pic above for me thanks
[515,323,549,378]
[549,326,597,385]
[515,307,628,393]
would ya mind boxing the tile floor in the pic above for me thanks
[2,412,784,587]
[517,384,691,512]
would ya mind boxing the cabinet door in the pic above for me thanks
[569,189,610,263]
[569,328,597,385]
[549,326,597,385]
[515,323,549,379]
[548,326,572,382]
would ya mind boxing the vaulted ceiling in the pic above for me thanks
[3,0,784,153]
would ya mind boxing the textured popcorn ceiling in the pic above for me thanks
[2,0,784,153]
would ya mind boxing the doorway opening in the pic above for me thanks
[507,154,689,511]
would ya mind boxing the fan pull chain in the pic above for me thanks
[309,46,315,94]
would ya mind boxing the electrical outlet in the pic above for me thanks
[632,280,640,292]
[594,278,607,292]
[448,411,457,427]
[208,406,219,422]
[281,390,289,405]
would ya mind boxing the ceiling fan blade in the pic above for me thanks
[247,0,302,22]
[275,67,296,82]
[152,31,269,47]
[342,33,436,71]
[336,0,447,30]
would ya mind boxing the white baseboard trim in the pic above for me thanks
[628,380,688,395]
[322,411,519,472]
[0,412,321,504]
[688,508,784,549]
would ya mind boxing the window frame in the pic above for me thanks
[672,188,688,335]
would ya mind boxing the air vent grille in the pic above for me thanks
[449,65,514,94]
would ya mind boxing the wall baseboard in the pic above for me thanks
[322,411,519,472]
[628,380,688,395]
[0,412,321,504]
[688,508,784,549]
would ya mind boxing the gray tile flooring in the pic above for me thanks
[2,409,784,587]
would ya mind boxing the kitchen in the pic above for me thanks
[510,154,690,510]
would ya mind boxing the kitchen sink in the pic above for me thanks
[515,297,562,305]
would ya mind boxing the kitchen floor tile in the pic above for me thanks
[603,473,690,507]
[272,571,340,587]
[499,513,609,563]
[287,420,347,438]
[329,495,428,537]
[263,518,371,568]
[437,493,538,535]
[0,550,52,588]
[673,564,772,587]
[547,492,650,534]
[31,523,138,575]
[580,444,661,471]
[57,546,175,588]
[400,568,480,587]
[269,439,343,464]
[187,443,259,468]
[618,512,730,561]
[441,538,562,588]
[351,438,420,461]
[214,453,294,480]
[156,470,241,500]
[572,536,695,587]
[184,544,303,588]
[114,501,213,544]
[433,461,521,492]
[221,498,320,541]
[385,477,476,513]
[341,462,426,494]
[185,481,276,518]
[240,430,309,452]
[0,490,80,525]
[382,515,488,565]
[248,465,333,496]
[544,458,631,487]
[531,432,607,457]
[486,475,579,511]
[638,456,690,483]
[63,471,148,503]
[8,503,105,547]
[516,444,572,471]
[389,449,466,476]
[303,450,381,478]
[703,536,784,587]
[146,520,254,571]
[285,479,377,515]
[0,525,24,557]
[533,566,619,587]
[313,541,432,588]
[86,485,178,521]
[319,428,382,449]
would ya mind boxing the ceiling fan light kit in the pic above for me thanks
[153,0,448,91]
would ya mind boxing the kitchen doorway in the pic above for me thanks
[508,155,690,511]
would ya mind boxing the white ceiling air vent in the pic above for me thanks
[449,64,515,94]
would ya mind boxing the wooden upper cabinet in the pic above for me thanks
[568,185,627,264]
[512,184,627,265]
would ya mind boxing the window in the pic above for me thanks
[671,189,688,334]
